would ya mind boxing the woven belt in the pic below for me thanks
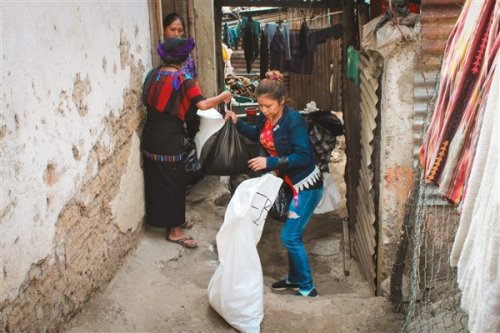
[142,150,184,162]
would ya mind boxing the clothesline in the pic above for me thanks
[223,10,343,28]
[282,10,344,23]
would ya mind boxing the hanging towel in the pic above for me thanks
[450,52,499,333]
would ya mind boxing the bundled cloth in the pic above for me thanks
[225,74,259,99]
[302,110,344,172]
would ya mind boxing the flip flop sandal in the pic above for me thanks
[166,236,198,248]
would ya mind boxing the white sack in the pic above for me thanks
[314,172,341,214]
[208,174,283,333]
[194,108,225,159]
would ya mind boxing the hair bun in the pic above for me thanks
[266,70,284,82]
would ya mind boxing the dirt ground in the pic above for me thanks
[66,139,404,333]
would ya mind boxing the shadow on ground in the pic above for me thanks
[66,175,403,332]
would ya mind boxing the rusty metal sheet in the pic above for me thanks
[351,52,380,293]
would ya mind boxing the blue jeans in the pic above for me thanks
[280,187,323,292]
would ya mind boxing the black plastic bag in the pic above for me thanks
[185,138,204,185]
[304,110,344,136]
[200,121,251,175]
[268,182,293,222]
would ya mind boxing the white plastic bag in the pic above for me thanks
[208,174,283,333]
[314,172,341,214]
[194,108,225,159]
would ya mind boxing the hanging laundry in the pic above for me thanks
[289,30,314,74]
[270,27,288,71]
[241,16,260,74]
[419,0,499,205]
[308,25,342,47]
[223,23,230,48]
[289,24,342,75]
[347,46,361,85]
[223,23,239,49]
[299,19,310,58]
[282,23,291,61]
[230,26,240,50]
[260,30,268,79]
[264,23,277,48]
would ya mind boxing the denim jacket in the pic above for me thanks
[235,105,317,186]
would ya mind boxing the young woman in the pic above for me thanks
[225,71,323,297]
[142,37,231,248]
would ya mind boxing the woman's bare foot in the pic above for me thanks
[166,227,198,248]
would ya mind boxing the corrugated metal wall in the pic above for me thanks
[413,0,463,204]
[352,53,381,292]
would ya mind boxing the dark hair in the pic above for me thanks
[163,12,185,30]
[157,37,195,65]
[255,70,286,101]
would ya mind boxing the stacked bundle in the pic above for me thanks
[225,74,259,99]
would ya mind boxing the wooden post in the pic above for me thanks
[186,0,195,38]
[148,0,161,67]
[156,0,164,43]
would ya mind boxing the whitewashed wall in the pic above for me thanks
[1,1,151,308]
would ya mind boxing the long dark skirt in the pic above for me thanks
[143,157,186,228]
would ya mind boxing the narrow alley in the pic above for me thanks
[65,143,403,332]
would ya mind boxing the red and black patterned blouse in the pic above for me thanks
[142,68,205,121]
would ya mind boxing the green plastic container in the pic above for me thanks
[231,95,258,115]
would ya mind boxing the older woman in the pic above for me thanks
[162,12,197,78]
[142,37,231,248]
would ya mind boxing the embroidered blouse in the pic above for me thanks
[142,68,204,121]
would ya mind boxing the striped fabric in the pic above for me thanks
[142,68,203,121]
[142,150,184,162]
[419,0,499,205]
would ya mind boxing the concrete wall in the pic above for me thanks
[193,0,217,97]
[1,2,151,330]
[361,18,418,283]
[378,46,416,280]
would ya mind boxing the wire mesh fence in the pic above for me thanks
[397,81,469,332]
[400,180,469,332]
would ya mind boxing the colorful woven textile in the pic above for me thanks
[419,0,500,205]
[142,69,204,122]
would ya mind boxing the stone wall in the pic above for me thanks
[193,0,217,97]
[1,3,151,330]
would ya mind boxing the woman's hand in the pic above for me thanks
[220,91,232,104]
[248,157,267,172]
[225,109,237,124]
[197,91,232,111]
